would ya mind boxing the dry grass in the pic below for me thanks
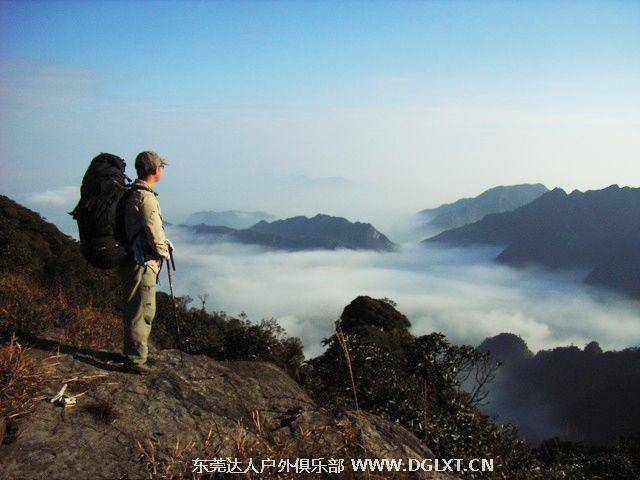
[0,274,65,336]
[134,408,417,480]
[334,320,360,415]
[0,332,115,418]
[0,324,115,448]
[0,272,121,350]
[60,304,122,350]
[0,334,55,422]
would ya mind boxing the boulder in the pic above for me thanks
[339,296,412,334]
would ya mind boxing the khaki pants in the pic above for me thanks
[118,258,159,365]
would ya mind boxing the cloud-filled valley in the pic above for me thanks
[164,228,640,360]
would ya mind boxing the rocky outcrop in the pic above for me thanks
[339,296,411,335]
[1,342,455,479]
[477,333,533,365]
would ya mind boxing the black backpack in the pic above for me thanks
[70,153,133,269]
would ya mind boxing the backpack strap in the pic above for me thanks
[123,184,156,253]
[130,181,154,193]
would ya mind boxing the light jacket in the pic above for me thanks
[123,179,170,274]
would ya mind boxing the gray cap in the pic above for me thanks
[135,151,169,172]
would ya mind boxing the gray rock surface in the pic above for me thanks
[1,346,456,479]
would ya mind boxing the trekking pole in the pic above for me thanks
[169,246,176,270]
[166,250,184,364]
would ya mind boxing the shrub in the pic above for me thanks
[300,308,536,479]
[535,435,640,479]
[152,293,305,380]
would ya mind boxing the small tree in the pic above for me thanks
[197,293,209,311]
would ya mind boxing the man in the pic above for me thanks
[119,151,173,374]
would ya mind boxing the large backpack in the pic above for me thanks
[70,153,133,269]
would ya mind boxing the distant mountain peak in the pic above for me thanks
[184,210,277,229]
[184,213,395,252]
[427,184,640,297]
[418,183,549,231]
[247,214,395,251]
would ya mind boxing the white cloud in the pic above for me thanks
[162,230,640,360]
[26,186,79,207]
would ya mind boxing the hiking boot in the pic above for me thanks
[123,361,156,375]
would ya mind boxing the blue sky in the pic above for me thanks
[1,0,639,235]
[3,1,638,107]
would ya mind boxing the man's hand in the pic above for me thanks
[167,239,175,253]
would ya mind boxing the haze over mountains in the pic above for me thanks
[477,332,640,446]
[178,183,640,298]
[418,184,549,231]
[184,210,277,229]
[181,184,550,251]
[426,185,640,298]
[181,213,396,252]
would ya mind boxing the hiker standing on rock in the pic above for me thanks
[119,151,174,374]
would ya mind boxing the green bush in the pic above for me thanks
[152,293,304,380]
[300,324,535,479]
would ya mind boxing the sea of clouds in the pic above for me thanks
[162,227,640,360]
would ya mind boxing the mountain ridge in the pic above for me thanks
[425,184,640,296]
[419,183,549,231]
[184,210,278,229]
[477,332,640,446]
[182,213,396,252]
